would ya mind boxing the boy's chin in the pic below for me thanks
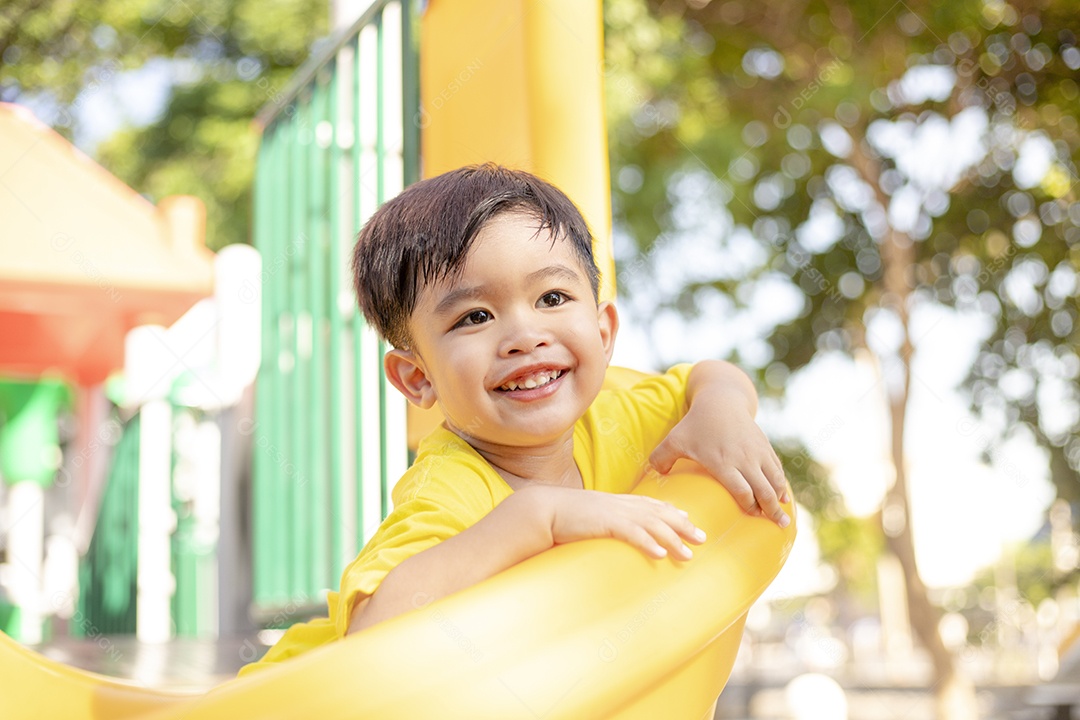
[451,421,575,449]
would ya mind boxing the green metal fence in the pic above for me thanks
[171,406,218,638]
[251,0,419,616]
[78,404,218,638]
[77,412,139,636]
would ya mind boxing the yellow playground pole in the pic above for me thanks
[420,0,614,300]
[413,0,615,443]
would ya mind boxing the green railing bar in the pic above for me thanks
[375,9,389,519]
[400,1,421,479]
[269,123,290,604]
[289,96,312,600]
[402,0,420,188]
[326,62,346,576]
[375,10,385,208]
[307,69,331,594]
[352,30,365,548]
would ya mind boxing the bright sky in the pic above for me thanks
[73,59,174,149]
[18,58,174,152]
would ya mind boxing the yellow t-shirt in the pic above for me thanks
[239,364,692,676]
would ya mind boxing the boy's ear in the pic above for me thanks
[384,348,437,408]
[597,301,619,364]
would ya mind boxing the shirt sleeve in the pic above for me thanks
[579,363,694,494]
[329,457,497,638]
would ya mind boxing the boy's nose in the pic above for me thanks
[499,315,552,356]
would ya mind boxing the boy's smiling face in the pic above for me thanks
[384,211,618,449]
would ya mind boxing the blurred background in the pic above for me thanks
[1,0,1078,718]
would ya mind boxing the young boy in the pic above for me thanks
[240,164,789,673]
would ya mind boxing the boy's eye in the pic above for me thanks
[539,291,568,308]
[455,309,492,328]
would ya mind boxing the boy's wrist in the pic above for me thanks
[695,383,756,414]
[687,360,757,415]
[501,485,557,551]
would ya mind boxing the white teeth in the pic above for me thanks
[499,370,561,392]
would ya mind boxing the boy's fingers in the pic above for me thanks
[734,464,786,526]
[716,468,757,515]
[655,501,706,544]
[619,504,698,560]
[620,525,667,559]
[768,504,791,528]
[746,467,790,528]
[764,458,790,504]
[647,438,680,475]
[642,518,694,560]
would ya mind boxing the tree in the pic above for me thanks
[2,2,154,107]
[1,0,326,249]
[604,0,1079,716]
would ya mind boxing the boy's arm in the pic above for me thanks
[348,485,705,634]
[648,360,792,527]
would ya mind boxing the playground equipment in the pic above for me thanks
[0,101,220,644]
[0,462,795,719]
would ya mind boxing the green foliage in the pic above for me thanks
[2,1,149,105]
[980,542,1056,606]
[604,0,1080,507]
[817,513,884,601]
[963,541,1062,646]
[97,81,264,248]
[774,443,838,517]
[1,0,327,250]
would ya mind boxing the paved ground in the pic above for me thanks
[714,681,1075,720]
[32,635,265,690]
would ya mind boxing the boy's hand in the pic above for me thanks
[649,361,791,528]
[522,485,707,560]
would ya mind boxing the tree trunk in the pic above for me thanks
[854,138,979,720]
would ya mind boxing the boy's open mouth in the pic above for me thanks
[496,368,565,392]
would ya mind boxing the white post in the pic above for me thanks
[173,411,222,637]
[126,325,176,643]
[211,245,260,636]
[136,399,174,643]
[7,481,44,644]
[214,244,262,400]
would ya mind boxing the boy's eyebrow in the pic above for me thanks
[434,285,487,317]
[432,264,584,317]
[526,264,583,286]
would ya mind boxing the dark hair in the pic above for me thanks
[352,163,601,348]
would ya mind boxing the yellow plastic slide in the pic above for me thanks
[0,463,794,720]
